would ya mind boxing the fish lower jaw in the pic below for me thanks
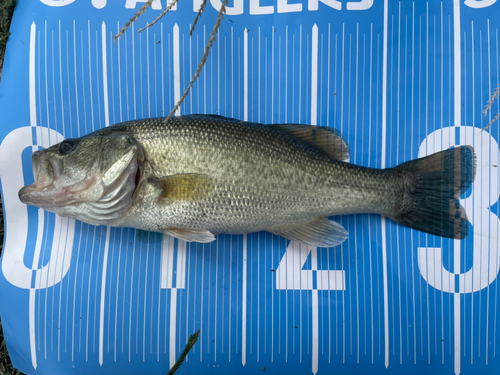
[19,183,54,205]
[19,182,87,209]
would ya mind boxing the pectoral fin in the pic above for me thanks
[157,173,215,203]
[163,228,216,243]
[271,218,348,248]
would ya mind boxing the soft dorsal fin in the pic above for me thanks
[269,124,349,161]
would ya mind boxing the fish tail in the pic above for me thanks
[390,146,476,239]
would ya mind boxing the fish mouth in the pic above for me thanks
[19,151,54,205]
[18,151,76,208]
[31,151,54,188]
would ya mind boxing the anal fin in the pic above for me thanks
[163,228,216,243]
[271,218,348,248]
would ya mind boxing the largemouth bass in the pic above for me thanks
[19,115,476,247]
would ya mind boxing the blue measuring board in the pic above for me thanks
[0,0,499,374]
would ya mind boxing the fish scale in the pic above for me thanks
[124,119,387,212]
[19,114,475,247]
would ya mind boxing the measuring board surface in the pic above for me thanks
[0,0,499,374]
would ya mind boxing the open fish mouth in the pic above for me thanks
[19,151,54,205]
[31,151,55,189]
[19,151,80,208]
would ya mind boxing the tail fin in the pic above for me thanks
[391,146,476,239]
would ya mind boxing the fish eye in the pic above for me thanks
[59,139,76,155]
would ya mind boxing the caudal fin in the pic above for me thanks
[391,146,476,239]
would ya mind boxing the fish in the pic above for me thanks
[18,115,476,247]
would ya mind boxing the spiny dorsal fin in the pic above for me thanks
[158,173,215,203]
[269,124,349,161]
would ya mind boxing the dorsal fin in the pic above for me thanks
[269,124,349,161]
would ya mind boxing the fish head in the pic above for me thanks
[19,131,144,225]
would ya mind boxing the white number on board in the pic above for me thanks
[464,0,497,9]
[418,126,500,293]
[0,127,74,290]
[276,241,345,291]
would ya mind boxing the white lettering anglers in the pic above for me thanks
[38,0,499,11]
[40,0,376,12]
